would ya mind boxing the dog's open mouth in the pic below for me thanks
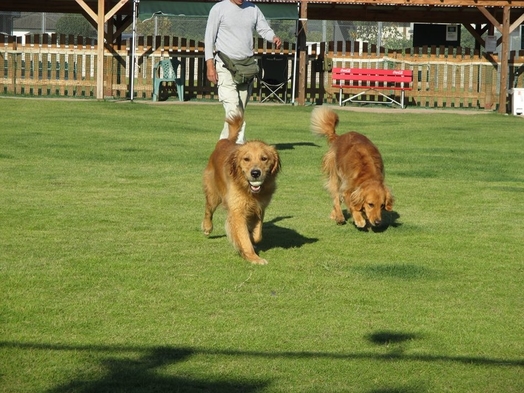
[249,180,263,193]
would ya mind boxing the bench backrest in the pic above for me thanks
[332,67,412,87]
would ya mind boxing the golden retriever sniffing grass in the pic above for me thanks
[202,113,281,264]
[311,107,394,229]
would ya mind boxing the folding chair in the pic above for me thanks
[259,55,290,103]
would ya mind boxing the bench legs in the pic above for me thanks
[339,88,407,109]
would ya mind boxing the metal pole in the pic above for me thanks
[291,2,300,105]
[130,0,140,101]
[291,18,298,105]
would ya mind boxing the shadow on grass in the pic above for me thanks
[368,386,426,393]
[42,345,268,393]
[371,210,402,232]
[341,209,402,232]
[365,332,428,393]
[365,331,425,361]
[0,340,522,392]
[353,264,437,280]
[259,216,319,251]
[367,331,423,346]
[205,217,319,253]
[207,233,227,240]
[274,142,320,150]
[2,339,522,365]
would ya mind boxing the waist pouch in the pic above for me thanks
[218,52,259,84]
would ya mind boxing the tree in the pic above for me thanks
[460,26,480,50]
[268,20,297,44]
[55,14,96,38]
[136,16,173,37]
[348,21,412,50]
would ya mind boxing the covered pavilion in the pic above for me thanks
[1,0,524,113]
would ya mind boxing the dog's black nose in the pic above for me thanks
[374,219,382,226]
[251,169,261,179]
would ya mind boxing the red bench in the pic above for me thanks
[332,67,413,108]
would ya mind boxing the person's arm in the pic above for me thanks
[254,7,281,49]
[204,7,219,83]
[206,59,218,84]
[272,35,282,49]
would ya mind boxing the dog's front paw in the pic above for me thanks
[354,220,367,228]
[330,210,345,224]
[352,214,367,228]
[201,221,213,236]
[250,257,268,265]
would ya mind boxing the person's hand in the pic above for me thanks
[273,36,281,49]
[206,59,218,84]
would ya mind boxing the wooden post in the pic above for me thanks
[96,0,105,100]
[105,16,114,98]
[297,0,308,106]
[498,5,510,113]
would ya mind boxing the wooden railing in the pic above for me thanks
[1,33,523,110]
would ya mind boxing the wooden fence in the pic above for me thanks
[1,33,524,110]
[319,41,524,110]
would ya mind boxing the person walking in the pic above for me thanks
[205,0,281,144]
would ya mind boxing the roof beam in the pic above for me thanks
[305,0,524,5]
[478,6,501,30]
[307,4,522,24]
[75,0,97,24]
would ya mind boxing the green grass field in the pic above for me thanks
[1,98,523,393]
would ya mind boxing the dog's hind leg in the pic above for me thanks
[202,190,220,236]
[323,150,345,224]
[326,181,345,224]
[329,194,345,225]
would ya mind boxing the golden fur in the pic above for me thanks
[202,113,281,264]
[311,107,394,229]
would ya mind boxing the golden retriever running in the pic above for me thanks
[202,113,281,264]
[311,107,394,229]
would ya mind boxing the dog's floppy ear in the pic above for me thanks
[228,150,239,176]
[269,147,281,175]
[385,187,394,211]
[349,187,364,210]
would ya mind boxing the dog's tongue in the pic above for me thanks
[250,184,261,193]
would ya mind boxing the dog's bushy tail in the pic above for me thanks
[310,107,339,144]
[225,112,244,142]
